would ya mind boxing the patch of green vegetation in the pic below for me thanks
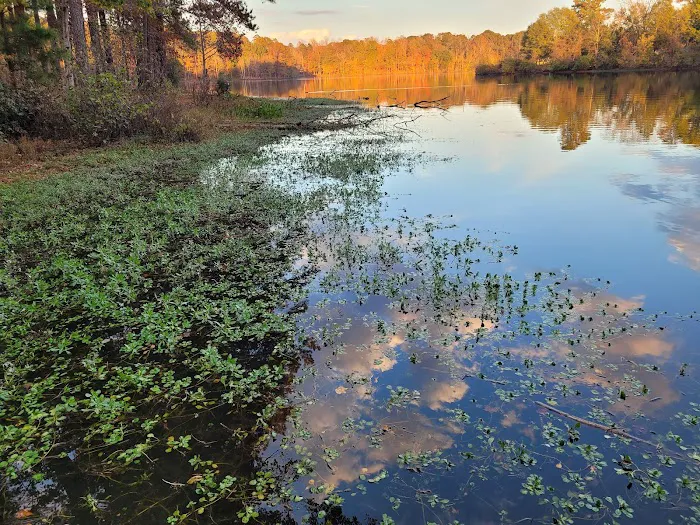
[231,98,285,119]
[0,100,400,522]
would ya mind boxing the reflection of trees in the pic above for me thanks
[516,78,595,150]
[467,72,700,151]
[512,73,700,151]
[239,72,700,152]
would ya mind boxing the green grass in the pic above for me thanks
[209,95,350,123]
[231,98,285,119]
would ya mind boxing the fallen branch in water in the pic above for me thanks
[534,401,660,449]
[413,96,449,109]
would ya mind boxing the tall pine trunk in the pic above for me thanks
[151,2,166,81]
[98,9,112,68]
[56,0,75,85]
[85,0,104,72]
[31,0,40,26]
[0,8,16,86]
[116,11,130,79]
[30,0,51,72]
[136,4,166,86]
[46,2,64,75]
[199,27,207,78]
[136,12,150,85]
[68,0,88,74]
[13,2,25,18]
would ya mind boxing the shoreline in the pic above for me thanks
[476,65,700,78]
[0,96,353,182]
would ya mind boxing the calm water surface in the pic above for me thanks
[235,74,700,524]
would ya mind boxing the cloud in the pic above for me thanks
[293,10,339,16]
[267,28,331,44]
[606,335,674,359]
[669,234,700,271]
[424,380,469,410]
[664,208,700,272]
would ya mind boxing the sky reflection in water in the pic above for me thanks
[236,73,700,524]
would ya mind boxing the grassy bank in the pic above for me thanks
[0,97,363,524]
[0,90,347,182]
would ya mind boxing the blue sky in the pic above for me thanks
[251,0,623,43]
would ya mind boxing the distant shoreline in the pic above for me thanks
[224,67,700,83]
[476,65,700,78]
[230,72,475,82]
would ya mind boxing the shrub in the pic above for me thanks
[165,58,185,87]
[550,60,577,72]
[501,59,517,75]
[144,90,205,142]
[574,55,594,71]
[514,59,540,74]
[0,81,69,140]
[475,59,543,77]
[1,75,221,147]
[475,63,502,76]
[0,81,33,140]
[67,73,151,145]
[216,74,231,95]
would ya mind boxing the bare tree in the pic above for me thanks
[185,0,266,79]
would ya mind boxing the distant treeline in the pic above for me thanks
[180,31,524,79]
[480,0,700,75]
[184,0,700,80]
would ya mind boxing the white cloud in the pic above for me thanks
[266,28,331,44]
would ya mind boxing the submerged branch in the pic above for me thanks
[413,96,449,109]
[534,401,664,451]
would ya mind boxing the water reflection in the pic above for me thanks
[7,73,700,524]
[236,74,700,524]
[612,151,700,274]
[234,72,700,151]
[268,177,699,523]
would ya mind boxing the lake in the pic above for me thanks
[5,73,699,525]
[232,73,700,524]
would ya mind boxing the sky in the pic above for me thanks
[251,0,623,44]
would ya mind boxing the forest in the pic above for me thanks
[183,0,700,79]
[184,31,525,78]
[4,0,700,130]
[0,0,273,149]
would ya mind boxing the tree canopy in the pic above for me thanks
[0,0,268,86]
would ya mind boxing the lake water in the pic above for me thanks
[234,73,700,524]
